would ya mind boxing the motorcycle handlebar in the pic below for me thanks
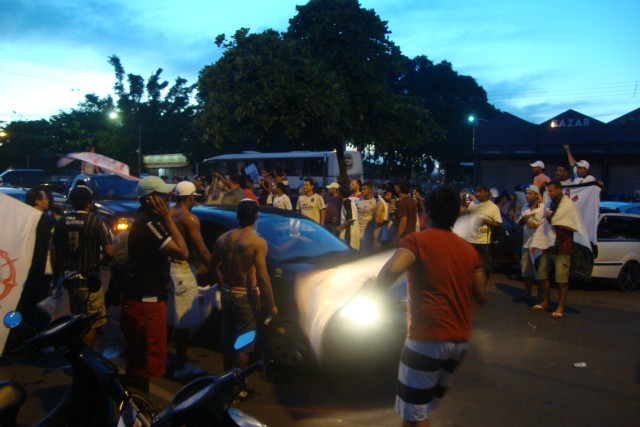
[13,311,105,353]
[238,360,265,379]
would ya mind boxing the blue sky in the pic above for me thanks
[1,0,638,125]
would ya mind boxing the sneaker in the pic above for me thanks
[172,363,205,379]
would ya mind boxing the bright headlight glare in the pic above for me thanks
[114,218,130,232]
[340,296,380,325]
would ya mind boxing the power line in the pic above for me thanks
[0,70,113,90]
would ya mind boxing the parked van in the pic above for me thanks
[203,151,363,191]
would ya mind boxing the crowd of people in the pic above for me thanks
[6,143,603,426]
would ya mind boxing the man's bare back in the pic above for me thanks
[210,200,277,317]
[215,228,263,287]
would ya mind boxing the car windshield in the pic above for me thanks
[87,176,138,199]
[254,214,351,262]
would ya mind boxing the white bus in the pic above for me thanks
[202,150,363,191]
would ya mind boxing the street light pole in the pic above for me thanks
[137,122,142,174]
[468,115,487,151]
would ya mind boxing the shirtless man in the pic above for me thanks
[168,181,211,378]
[210,199,278,370]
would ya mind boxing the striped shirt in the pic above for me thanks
[53,210,112,276]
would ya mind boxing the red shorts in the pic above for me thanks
[120,300,167,378]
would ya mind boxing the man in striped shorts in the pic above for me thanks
[375,186,487,427]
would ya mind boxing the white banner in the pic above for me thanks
[0,193,42,353]
[57,152,138,180]
[562,184,601,245]
[542,184,600,245]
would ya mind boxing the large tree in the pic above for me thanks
[198,28,348,153]
[198,0,441,181]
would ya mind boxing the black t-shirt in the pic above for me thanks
[126,208,172,301]
[52,211,112,276]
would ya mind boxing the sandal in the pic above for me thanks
[532,304,547,311]
[550,312,564,318]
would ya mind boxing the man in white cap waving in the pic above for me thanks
[563,145,596,184]
[530,160,551,192]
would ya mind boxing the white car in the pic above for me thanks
[592,212,640,291]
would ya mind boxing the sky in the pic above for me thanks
[1,0,639,126]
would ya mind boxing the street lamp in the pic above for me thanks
[468,115,487,151]
[109,111,142,174]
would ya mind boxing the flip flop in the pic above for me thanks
[550,312,564,318]
[532,304,547,311]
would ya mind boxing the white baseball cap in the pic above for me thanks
[529,160,545,169]
[576,160,590,170]
[326,182,340,189]
[175,181,196,196]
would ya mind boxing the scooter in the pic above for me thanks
[0,310,159,427]
[1,310,268,427]
[150,330,267,427]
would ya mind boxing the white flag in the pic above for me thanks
[0,193,42,353]
[57,152,138,180]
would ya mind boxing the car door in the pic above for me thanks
[594,214,640,278]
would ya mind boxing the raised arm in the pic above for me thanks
[564,145,577,167]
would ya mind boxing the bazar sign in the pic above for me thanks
[551,118,590,128]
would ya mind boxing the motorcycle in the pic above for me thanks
[0,310,159,427]
[151,330,267,427]
[0,310,267,427]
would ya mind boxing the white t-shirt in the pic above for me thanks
[520,204,545,248]
[296,193,326,223]
[466,200,502,244]
[356,197,377,235]
[273,194,292,210]
[572,166,596,184]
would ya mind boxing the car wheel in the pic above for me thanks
[617,261,640,292]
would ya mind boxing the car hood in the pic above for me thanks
[294,249,406,360]
[93,200,139,217]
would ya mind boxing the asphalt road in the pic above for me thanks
[1,271,639,426]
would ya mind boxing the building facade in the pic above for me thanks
[473,108,640,198]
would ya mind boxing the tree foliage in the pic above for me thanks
[198,0,443,180]
[400,56,499,179]
[0,119,55,172]
[1,57,198,175]
[198,29,347,153]
[108,56,200,172]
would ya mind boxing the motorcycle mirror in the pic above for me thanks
[3,311,23,329]
[233,330,256,351]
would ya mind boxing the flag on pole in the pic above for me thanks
[0,193,42,353]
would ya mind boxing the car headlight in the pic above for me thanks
[113,217,131,233]
[340,295,380,325]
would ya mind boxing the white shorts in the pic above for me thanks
[396,339,468,422]
[167,260,201,328]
